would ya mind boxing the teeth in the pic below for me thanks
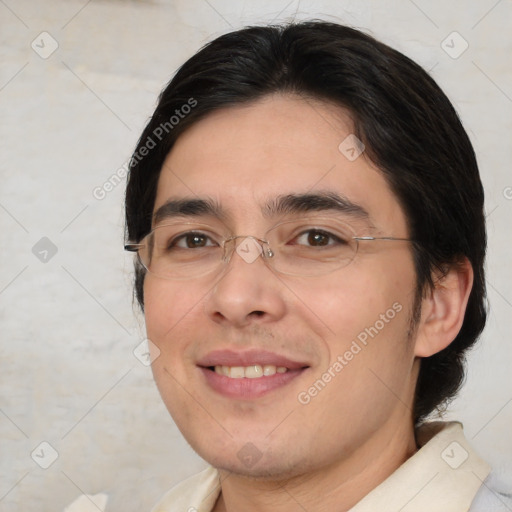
[245,365,263,379]
[213,365,289,378]
[263,365,277,376]
[230,366,245,378]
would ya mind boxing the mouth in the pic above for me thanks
[197,349,310,399]
[211,364,290,378]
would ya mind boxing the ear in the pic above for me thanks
[414,258,473,357]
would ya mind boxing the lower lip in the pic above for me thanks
[199,367,307,399]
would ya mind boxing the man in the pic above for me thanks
[124,21,506,511]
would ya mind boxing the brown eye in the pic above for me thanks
[294,229,344,247]
[308,230,330,246]
[173,232,215,249]
[186,234,207,248]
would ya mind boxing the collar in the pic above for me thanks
[151,421,490,512]
[349,421,490,511]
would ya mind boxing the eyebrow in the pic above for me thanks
[153,197,225,225]
[152,191,370,225]
[263,192,370,220]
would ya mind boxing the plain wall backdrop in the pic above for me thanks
[1,0,511,510]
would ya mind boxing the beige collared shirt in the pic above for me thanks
[151,421,492,512]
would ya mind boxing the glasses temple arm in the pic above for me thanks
[124,243,142,252]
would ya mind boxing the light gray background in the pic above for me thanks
[1,1,511,510]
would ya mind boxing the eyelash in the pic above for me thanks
[291,229,347,246]
[168,228,347,249]
[170,232,217,249]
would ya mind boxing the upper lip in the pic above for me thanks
[197,349,310,370]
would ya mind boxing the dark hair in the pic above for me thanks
[125,21,487,424]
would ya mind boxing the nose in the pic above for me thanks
[204,239,286,328]
[222,235,273,265]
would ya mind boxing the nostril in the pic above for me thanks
[251,310,265,317]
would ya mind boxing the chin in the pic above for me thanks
[197,443,315,481]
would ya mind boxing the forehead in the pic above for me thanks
[154,94,407,233]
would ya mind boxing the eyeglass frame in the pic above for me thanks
[124,217,416,279]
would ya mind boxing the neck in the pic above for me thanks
[213,415,418,512]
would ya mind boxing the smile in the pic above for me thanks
[197,349,310,399]
[213,364,288,378]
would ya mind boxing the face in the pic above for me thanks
[144,94,420,478]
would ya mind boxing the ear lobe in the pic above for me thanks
[414,258,474,358]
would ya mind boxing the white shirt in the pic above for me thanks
[150,421,510,512]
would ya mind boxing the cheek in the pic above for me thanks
[307,262,413,332]
[143,277,207,372]
[144,277,199,334]
[301,249,417,374]
[299,272,416,430]
[144,278,205,414]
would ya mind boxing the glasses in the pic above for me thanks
[124,217,413,280]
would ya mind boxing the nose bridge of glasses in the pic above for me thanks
[224,235,272,265]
